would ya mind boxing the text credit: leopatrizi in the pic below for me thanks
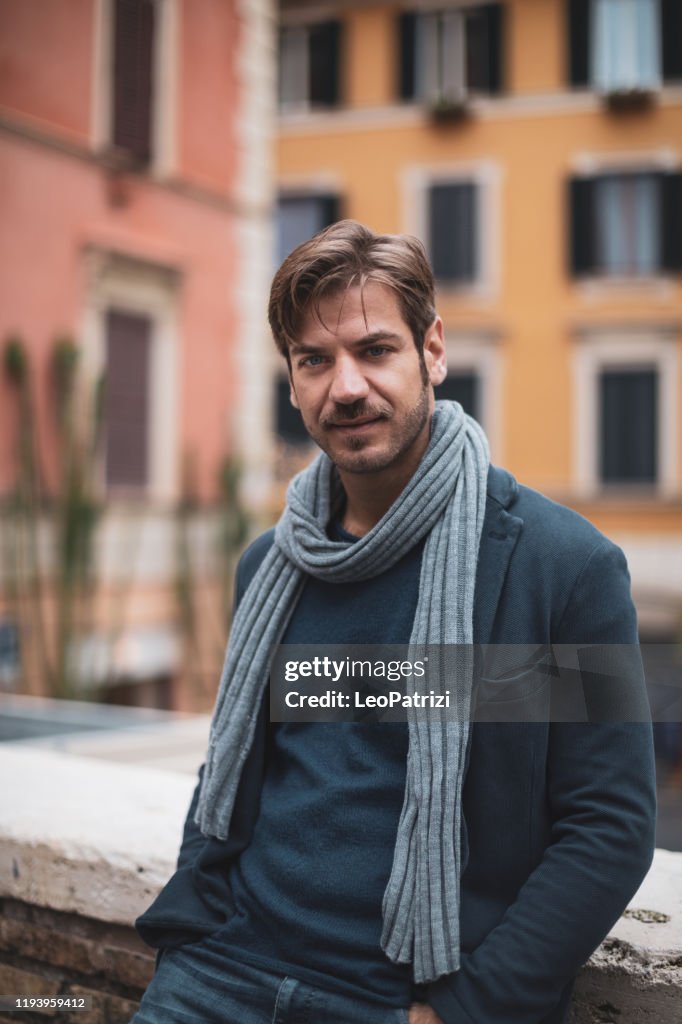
[280,655,450,708]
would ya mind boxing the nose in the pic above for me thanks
[328,354,370,405]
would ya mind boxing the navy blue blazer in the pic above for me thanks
[136,466,656,1024]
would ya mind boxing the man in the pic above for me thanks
[133,221,656,1024]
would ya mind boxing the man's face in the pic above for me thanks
[288,282,446,476]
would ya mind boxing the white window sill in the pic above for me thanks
[435,280,495,304]
[575,276,676,302]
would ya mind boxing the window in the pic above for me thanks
[278,21,341,112]
[93,0,176,174]
[435,371,480,421]
[399,4,504,103]
[599,368,658,483]
[437,333,502,448]
[276,194,340,265]
[568,0,682,92]
[84,251,179,500]
[572,329,678,497]
[104,310,151,490]
[112,0,156,165]
[428,182,478,284]
[594,174,660,276]
[403,161,500,298]
[569,171,682,278]
[593,0,660,93]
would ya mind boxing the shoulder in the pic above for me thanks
[234,528,276,605]
[486,466,635,641]
[489,463,619,564]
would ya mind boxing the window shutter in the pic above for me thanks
[661,171,682,272]
[399,12,417,99]
[112,0,155,165]
[309,20,341,106]
[466,8,488,92]
[567,0,590,87]
[569,177,594,276]
[477,3,504,94]
[662,0,682,81]
[104,310,151,489]
[600,369,658,484]
[278,26,308,110]
[429,182,477,283]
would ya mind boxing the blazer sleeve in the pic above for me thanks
[135,548,268,948]
[427,540,657,1024]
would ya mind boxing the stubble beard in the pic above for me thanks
[312,384,431,475]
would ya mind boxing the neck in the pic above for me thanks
[337,427,431,537]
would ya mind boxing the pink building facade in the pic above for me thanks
[0,0,275,705]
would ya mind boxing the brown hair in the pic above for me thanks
[268,220,436,362]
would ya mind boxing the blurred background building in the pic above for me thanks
[0,0,275,708]
[0,0,681,738]
[275,0,682,655]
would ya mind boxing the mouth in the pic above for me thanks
[328,417,383,433]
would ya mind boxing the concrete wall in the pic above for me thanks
[0,745,680,1022]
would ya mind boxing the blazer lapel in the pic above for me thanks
[474,466,524,646]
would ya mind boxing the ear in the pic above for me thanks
[423,316,447,386]
[289,373,300,410]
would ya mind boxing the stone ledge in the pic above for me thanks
[566,846,681,1021]
[0,747,194,926]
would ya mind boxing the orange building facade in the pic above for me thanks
[0,0,275,704]
[275,0,682,636]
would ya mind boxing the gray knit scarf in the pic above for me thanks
[195,400,490,983]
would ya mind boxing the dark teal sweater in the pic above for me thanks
[193,522,426,1005]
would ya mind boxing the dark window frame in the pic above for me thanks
[111,0,156,167]
[568,170,682,279]
[567,0,682,90]
[427,180,479,286]
[276,193,341,266]
[398,3,505,103]
[598,365,659,486]
[104,308,152,493]
[278,18,343,111]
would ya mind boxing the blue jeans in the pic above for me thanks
[131,945,411,1024]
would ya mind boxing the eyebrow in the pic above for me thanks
[289,330,401,355]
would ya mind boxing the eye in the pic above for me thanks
[299,354,326,367]
[365,345,389,358]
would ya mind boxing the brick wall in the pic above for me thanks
[0,899,153,1024]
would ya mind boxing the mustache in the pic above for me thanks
[321,401,392,428]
